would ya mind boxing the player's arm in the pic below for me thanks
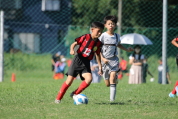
[166,72,171,84]
[117,44,134,52]
[95,53,102,75]
[171,38,178,47]
[129,57,143,66]
[70,41,78,55]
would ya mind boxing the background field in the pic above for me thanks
[1,54,178,119]
[1,0,178,118]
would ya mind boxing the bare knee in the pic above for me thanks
[104,80,110,87]
[106,84,110,87]
[85,78,92,84]
[82,73,92,84]
[66,75,75,85]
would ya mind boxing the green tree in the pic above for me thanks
[71,0,118,26]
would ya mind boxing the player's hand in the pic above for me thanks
[103,58,109,64]
[127,47,134,52]
[70,50,75,55]
[98,69,103,76]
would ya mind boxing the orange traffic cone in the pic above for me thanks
[11,73,16,82]
[53,73,64,80]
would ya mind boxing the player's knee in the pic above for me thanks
[84,77,92,84]
[105,82,110,87]
[106,84,110,87]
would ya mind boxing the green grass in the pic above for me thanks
[1,53,178,119]
[0,74,178,119]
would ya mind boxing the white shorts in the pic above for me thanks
[102,56,119,80]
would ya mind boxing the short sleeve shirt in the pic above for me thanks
[99,32,121,58]
[75,34,102,60]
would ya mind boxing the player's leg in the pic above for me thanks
[55,75,75,103]
[169,81,178,97]
[73,73,92,95]
[104,80,110,87]
[109,71,117,101]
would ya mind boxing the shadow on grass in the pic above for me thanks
[95,99,177,105]
[95,102,125,105]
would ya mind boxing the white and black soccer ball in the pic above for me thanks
[73,94,88,105]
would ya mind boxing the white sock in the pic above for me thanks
[110,84,116,101]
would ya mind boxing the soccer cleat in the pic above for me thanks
[168,92,176,98]
[55,99,61,104]
[175,86,178,96]
[109,99,115,102]
[70,91,74,98]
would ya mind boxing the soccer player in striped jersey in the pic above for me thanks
[55,21,104,103]
[169,36,178,97]
[99,15,133,101]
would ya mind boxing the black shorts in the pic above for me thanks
[66,54,91,80]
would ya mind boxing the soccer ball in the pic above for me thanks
[150,78,154,82]
[73,94,88,105]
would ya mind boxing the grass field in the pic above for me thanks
[1,53,178,119]
[1,72,178,119]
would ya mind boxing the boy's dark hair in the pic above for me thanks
[104,15,118,24]
[90,21,104,30]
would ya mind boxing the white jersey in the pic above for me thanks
[99,32,121,59]
[99,32,121,80]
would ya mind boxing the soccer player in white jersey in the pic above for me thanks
[99,15,133,101]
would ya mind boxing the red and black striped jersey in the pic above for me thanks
[75,34,102,60]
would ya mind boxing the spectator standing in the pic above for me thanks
[51,51,61,77]
[142,57,154,83]
[90,56,102,83]
[129,45,144,84]
[157,58,171,84]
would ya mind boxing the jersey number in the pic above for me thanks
[83,48,91,56]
